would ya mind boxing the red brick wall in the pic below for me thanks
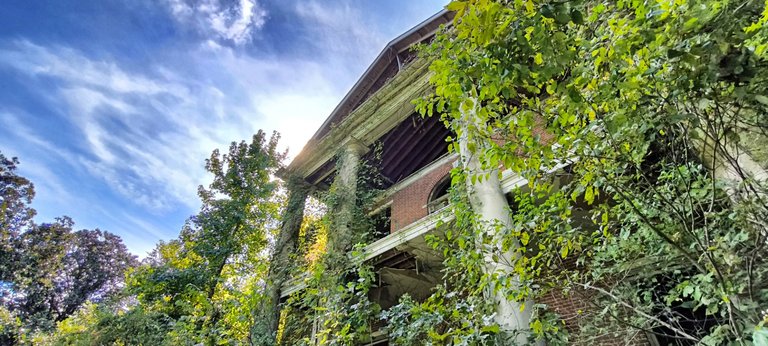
[540,289,652,345]
[491,116,556,155]
[390,159,455,232]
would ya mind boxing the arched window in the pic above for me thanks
[427,175,451,213]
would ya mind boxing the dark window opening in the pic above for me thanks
[427,175,451,214]
[371,207,391,241]
[645,274,721,345]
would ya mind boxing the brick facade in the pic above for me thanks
[386,155,653,344]
[389,159,454,232]
[539,289,653,345]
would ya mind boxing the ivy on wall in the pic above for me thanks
[284,146,388,345]
[387,0,768,344]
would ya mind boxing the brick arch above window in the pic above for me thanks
[390,159,455,232]
[427,174,451,214]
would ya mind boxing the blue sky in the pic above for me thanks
[0,0,446,256]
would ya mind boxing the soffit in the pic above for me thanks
[308,10,453,142]
[285,58,434,182]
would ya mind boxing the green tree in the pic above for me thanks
[128,130,286,345]
[0,153,35,281]
[58,229,137,319]
[9,218,137,333]
[393,0,768,344]
[0,152,137,341]
[13,217,73,332]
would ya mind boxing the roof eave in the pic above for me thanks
[305,10,453,144]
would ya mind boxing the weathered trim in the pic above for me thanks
[367,199,393,218]
[307,10,452,143]
[500,169,527,192]
[280,169,530,298]
[369,153,458,212]
[286,58,434,180]
[363,205,453,262]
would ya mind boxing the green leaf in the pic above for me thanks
[584,186,594,205]
[755,95,768,106]
[445,1,466,12]
[754,328,768,346]
[570,10,584,25]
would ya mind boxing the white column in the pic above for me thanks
[328,138,367,254]
[457,100,533,344]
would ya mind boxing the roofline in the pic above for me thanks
[283,58,433,181]
[307,9,452,143]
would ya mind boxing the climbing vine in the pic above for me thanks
[382,176,515,345]
[283,145,388,345]
[384,0,768,344]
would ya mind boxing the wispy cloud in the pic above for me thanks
[0,42,199,210]
[0,0,446,255]
[294,1,386,62]
[0,111,82,227]
[0,111,61,156]
[164,0,267,45]
[0,39,338,213]
[0,112,71,202]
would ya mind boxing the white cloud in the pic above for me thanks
[0,40,339,214]
[0,41,178,96]
[0,111,61,156]
[255,93,337,154]
[164,0,267,45]
[0,1,447,254]
[294,1,386,62]
[0,111,79,219]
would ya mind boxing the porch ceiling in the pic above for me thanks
[285,58,433,186]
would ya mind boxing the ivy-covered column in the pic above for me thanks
[327,139,367,254]
[695,136,768,191]
[310,139,368,343]
[250,176,309,346]
[457,100,533,344]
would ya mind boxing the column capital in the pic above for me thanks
[342,137,368,157]
[284,174,311,191]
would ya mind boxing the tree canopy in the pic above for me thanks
[396,0,768,344]
[103,130,285,345]
[0,153,36,281]
[0,153,137,344]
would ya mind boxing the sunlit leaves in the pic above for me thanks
[403,0,768,344]
[123,131,285,344]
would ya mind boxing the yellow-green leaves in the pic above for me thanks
[584,186,595,205]
[408,0,768,343]
[520,231,531,245]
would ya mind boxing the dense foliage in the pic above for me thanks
[112,130,285,345]
[0,130,287,345]
[6,0,768,344]
[282,146,388,346]
[389,0,768,344]
[35,131,284,345]
[0,153,36,281]
[0,152,137,344]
